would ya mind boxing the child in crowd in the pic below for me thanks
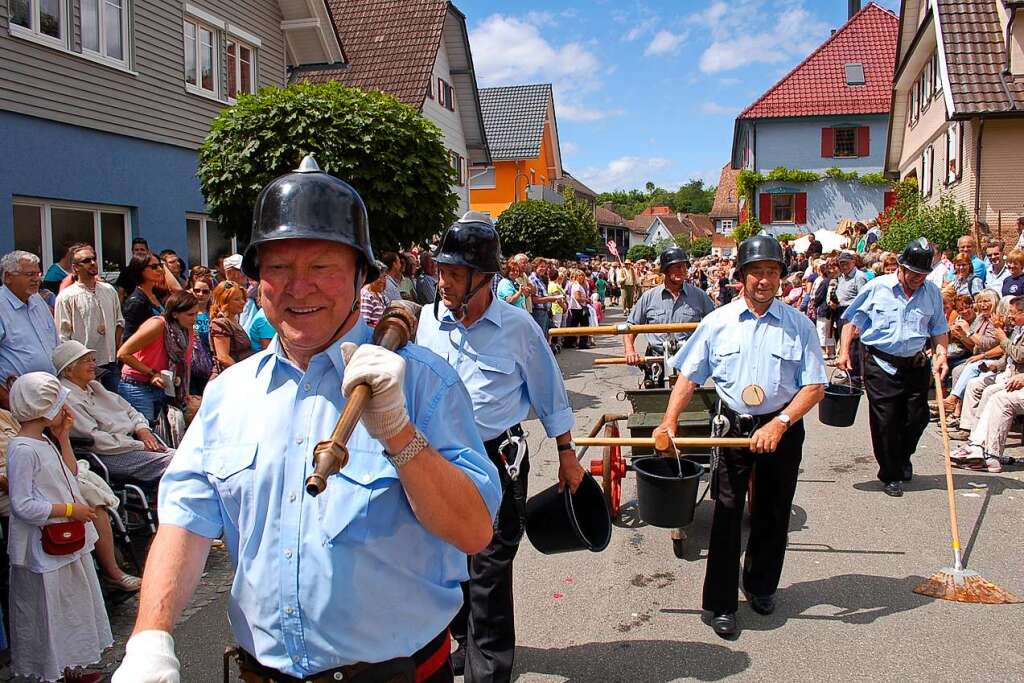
[6,372,111,683]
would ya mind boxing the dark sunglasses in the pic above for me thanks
[146,262,163,270]
[74,257,97,265]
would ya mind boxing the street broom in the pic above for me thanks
[912,369,1022,604]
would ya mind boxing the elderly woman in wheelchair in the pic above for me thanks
[53,341,173,492]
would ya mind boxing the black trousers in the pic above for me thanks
[863,353,931,483]
[450,433,529,683]
[702,420,804,615]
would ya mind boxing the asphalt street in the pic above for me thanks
[90,309,1024,682]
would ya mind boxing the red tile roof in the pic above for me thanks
[639,206,674,216]
[709,164,740,219]
[679,213,715,239]
[596,206,627,226]
[294,0,447,108]
[739,3,898,120]
[711,234,737,248]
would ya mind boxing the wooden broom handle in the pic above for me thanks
[576,436,751,448]
[933,369,963,556]
[549,322,699,337]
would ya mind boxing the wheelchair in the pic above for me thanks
[69,436,160,574]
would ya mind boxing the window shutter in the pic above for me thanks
[883,191,896,211]
[821,128,834,158]
[759,193,772,224]
[857,127,870,157]
[794,193,807,224]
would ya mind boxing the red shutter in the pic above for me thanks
[883,191,896,211]
[857,126,870,157]
[739,205,748,223]
[794,193,807,224]
[759,193,773,224]
[821,128,834,158]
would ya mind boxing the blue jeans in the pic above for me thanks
[117,380,166,425]
[531,308,550,332]
[951,360,990,399]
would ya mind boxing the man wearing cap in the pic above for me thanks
[838,238,949,497]
[623,247,715,388]
[416,212,584,683]
[834,250,867,381]
[654,235,826,638]
[113,158,501,683]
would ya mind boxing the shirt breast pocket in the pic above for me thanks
[467,353,517,403]
[318,450,400,547]
[203,443,258,534]
[711,339,742,378]
[905,309,929,337]
[770,340,804,391]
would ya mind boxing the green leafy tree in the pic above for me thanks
[596,180,715,219]
[877,181,970,254]
[561,187,601,254]
[671,234,712,258]
[626,244,658,262]
[495,200,593,259]
[731,218,760,243]
[197,82,457,252]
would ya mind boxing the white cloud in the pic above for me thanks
[700,101,739,115]
[691,1,829,74]
[623,17,659,42]
[644,30,685,57]
[719,77,741,86]
[561,141,579,156]
[470,14,612,123]
[577,157,674,193]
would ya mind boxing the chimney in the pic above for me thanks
[849,0,861,19]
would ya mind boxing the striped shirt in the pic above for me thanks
[360,287,387,328]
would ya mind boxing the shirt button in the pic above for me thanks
[289,492,297,503]
[295,436,304,445]
[284,549,293,559]
[285,607,294,615]
[304,383,312,392]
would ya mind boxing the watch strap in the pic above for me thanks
[386,430,427,469]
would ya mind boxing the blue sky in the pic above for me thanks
[457,0,901,193]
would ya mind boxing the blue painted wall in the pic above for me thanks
[0,111,206,263]
[754,114,889,174]
[756,179,885,236]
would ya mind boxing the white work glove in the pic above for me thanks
[340,342,410,442]
[112,630,180,683]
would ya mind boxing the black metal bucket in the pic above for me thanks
[633,456,703,528]
[525,473,612,555]
[819,380,863,428]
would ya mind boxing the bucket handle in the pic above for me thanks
[829,367,863,390]
[653,431,686,480]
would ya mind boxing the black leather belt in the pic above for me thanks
[718,403,785,438]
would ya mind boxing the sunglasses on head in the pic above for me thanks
[146,262,162,270]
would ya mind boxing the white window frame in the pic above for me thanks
[184,16,220,100]
[719,219,734,234]
[469,165,495,190]
[7,0,67,50]
[79,0,129,67]
[771,194,795,224]
[11,197,131,276]
[946,122,962,185]
[225,36,257,101]
[922,146,934,197]
[186,213,238,267]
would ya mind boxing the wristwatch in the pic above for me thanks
[777,413,792,428]
[385,430,428,469]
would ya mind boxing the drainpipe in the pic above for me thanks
[1001,3,1022,110]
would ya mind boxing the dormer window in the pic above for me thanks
[844,63,865,86]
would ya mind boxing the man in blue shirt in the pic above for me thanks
[417,213,583,682]
[114,158,501,683]
[958,234,987,282]
[624,247,715,388]
[0,250,59,380]
[838,238,949,498]
[655,235,826,639]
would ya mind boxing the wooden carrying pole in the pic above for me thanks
[549,322,699,337]
[576,436,751,449]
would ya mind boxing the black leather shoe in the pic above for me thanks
[711,612,737,638]
[749,594,776,615]
[449,647,465,676]
[883,481,904,497]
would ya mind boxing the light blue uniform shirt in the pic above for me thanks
[669,298,826,416]
[416,297,575,441]
[0,287,58,379]
[158,319,501,676]
[841,273,949,375]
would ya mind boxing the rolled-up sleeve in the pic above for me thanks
[416,375,502,519]
[524,334,575,438]
[798,321,828,386]
[671,322,712,384]
[157,413,223,539]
